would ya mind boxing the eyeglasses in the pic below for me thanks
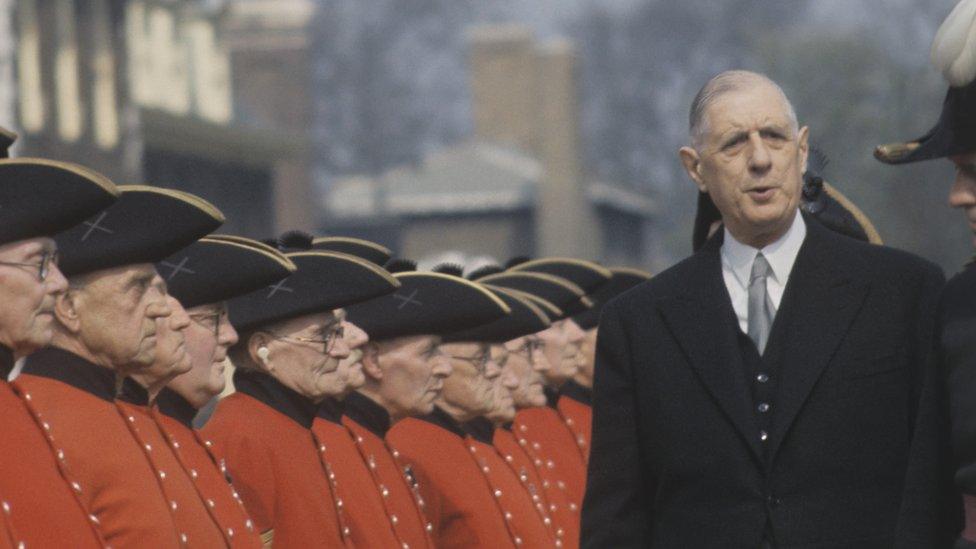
[269,323,345,355]
[0,250,59,282]
[510,338,544,361]
[448,350,491,372]
[188,307,229,337]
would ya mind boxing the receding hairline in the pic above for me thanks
[689,70,798,145]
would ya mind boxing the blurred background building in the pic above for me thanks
[0,0,969,273]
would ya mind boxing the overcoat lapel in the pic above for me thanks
[766,219,869,461]
[657,234,763,461]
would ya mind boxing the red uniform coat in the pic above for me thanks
[513,398,587,506]
[462,419,558,548]
[386,409,516,549]
[15,347,182,548]
[155,388,261,549]
[116,379,237,548]
[556,381,593,464]
[494,425,580,549]
[202,370,351,548]
[339,392,435,549]
[311,399,402,548]
[0,346,104,549]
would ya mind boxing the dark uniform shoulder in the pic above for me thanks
[824,227,944,286]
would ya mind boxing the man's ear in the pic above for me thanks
[53,290,82,334]
[247,332,274,373]
[361,344,383,381]
[797,125,810,173]
[679,146,708,192]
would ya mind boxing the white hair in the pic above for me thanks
[689,70,798,148]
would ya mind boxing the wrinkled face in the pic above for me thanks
[317,318,369,399]
[577,328,598,384]
[373,335,451,417]
[502,335,547,408]
[487,344,518,423]
[440,342,498,417]
[68,263,171,370]
[950,152,976,248]
[536,319,585,386]
[143,295,192,385]
[168,302,238,409]
[685,83,808,247]
[0,237,67,356]
[261,311,350,402]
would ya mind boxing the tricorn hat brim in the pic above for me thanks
[507,257,612,294]
[875,82,976,164]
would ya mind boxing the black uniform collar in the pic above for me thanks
[0,344,13,381]
[463,417,495,444]
[233,368,318,428]
[560,380,592,406]
[157,387,198,428]
[22,346,118,402]
[501,421,514,432]
[419,406,468,439]
[342,391,391,437]
[317,397,345,424]
[118,377,149,406]
[543,386,561,408]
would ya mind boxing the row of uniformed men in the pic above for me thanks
[0,124,648,548]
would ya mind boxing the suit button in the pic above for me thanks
[759,431,769,442]
[766,495,781,507]
[757,373,769,383]
[758,403,770,413]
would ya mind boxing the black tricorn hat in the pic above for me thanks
[157,236,297,309]
[875,1,976,164]
[572,267,651,330]
[229,251,400,332]
[443,286,551,343]
[55,186,224,277]
[0,158,119,246]
[507,257,612,294]
[346,271,510,341]
[474,271,592,318]
[0,126,17,158]
[312,236,392,266]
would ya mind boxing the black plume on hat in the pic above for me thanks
[572,268,651,330]
[56,185,223,277]
[0,158,119,247]
[0,126,16,158]
[385,258,417,273]
[158,236,296,309]
[346,272,510,341]
[277,230,314,251]
[311,236,392,266]
[431,263,464,277]
[443,286,550,343]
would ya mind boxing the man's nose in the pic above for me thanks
[748,133,772,174]
[502,371,518,390]
[433,356,453,377]
[45,264,69,295]
[948,172,976,209]
[343,320,369,350]
[329,336,352,360]
[484,359,501,380]
[146,297,172,320]
[169,300,191,331]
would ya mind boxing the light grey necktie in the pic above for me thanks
[747,253,775,354]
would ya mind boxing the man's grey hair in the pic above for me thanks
[689,70,799,148]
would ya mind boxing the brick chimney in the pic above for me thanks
[466,26,598,258]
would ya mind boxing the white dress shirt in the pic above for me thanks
[721,209,807,333]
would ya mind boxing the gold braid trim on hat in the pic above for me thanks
[496,287,564,319]
[394,271,512,315]
[822,182,883,245]
[509,257,613,280]
[610,267,653,279]
[311,236,392,256]
[873,142,920,163]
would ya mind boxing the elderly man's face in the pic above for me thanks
[439,342,498,417]
[317,318,369,399]
[502,335,547,408]
[0,237,67,356]
[681,82,809,247]
[487,344,518,423]
[141,295,192,385]
[259,311,351,403]
[167,302,237,409]
[66,263,171,371]
[537,319,585,387]
[949,152,976,248]
[370,335,452,418]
